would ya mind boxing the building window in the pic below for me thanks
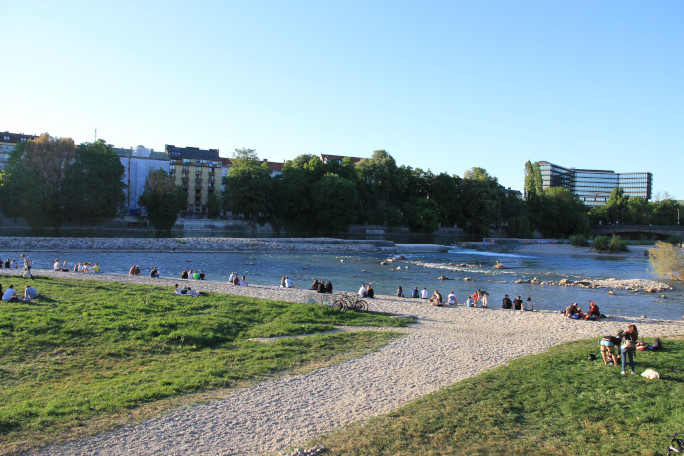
[3,136,9,141]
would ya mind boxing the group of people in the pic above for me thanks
[599,324,644,375]
[279,276,295,288]
[502,294,531,311]
[180,269,205,280]
[0,258,18,269]
[172,283,201,297]
[358,283,375,298]
[229,272,248,286]
[65,261,100,273]
[310,279,333,293]
[1,283,39,302]
[563,301,603,320]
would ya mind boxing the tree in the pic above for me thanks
[531,187,590,238]
[426,172,462,227]
[524,161,543,200]
[222,148,273,221]
[650,199,680,225]
[463,167,496,181]
[648,241,684,280]
[623,197,651,225]
[206,191,221,218]
[605,187,628,224]
[0,133,76,229]
[138,169,186,231]
[62,140,126,223]
[402,196,439,232]
[459,168,504,235]
[310,174,360,233]
[356,150,403,225]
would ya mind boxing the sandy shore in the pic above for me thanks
[11,269,684,456]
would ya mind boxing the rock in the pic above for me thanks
[608,290,615,295]
[380,261,387,265]
[559,279,572,285]
[661,294,666,298]
[438,275,450,280]
[464,277,473,281]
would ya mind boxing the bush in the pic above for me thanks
[591,235,628,253]
[507,216,532,238]
[664,236,684,245]
[569,234,589,247]
[649,241,684,280]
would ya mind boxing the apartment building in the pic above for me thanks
[167,145,222,216]
[0,131,37,169]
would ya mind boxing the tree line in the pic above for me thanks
[0,135,680,237]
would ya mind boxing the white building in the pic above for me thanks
[115,146,170,216]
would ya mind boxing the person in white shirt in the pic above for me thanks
[53,259,62,271]
[420,288,429,300]
[447,291,456,305]
[2,285,18,302]
[358,283,367,297]
[285,276,293,288]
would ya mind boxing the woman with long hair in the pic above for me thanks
[621,324,639,375]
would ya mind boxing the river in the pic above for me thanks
[9,245,683,321]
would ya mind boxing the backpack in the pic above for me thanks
[651,338,662,350]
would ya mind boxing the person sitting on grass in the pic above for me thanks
[429,290,444,306]
[173,284,182,295]
[2,284,19,302]
[23,284,39,301]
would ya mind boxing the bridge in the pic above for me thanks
[592,224,683,238]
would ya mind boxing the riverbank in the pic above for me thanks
[12,269,683,456]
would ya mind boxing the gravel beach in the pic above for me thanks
[10,269,684,456]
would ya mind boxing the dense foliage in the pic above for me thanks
[648,241,684,280]
[0,135,125,229]
[138,169,186,231]
[221,149,511,235]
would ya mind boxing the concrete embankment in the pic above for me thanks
[1,237,399,254]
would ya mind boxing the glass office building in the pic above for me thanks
[537,161,652,207]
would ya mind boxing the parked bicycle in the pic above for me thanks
[332,292,369,312]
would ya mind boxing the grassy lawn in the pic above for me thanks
[0,276,410,453]
[314,337,684,456]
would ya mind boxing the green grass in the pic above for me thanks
[0,276,410,453]
[313,337,684,456]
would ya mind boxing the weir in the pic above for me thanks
[395,244,449,253]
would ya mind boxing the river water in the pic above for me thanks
[9,245,683,321]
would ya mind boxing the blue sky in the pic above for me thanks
[3,0,683,200]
